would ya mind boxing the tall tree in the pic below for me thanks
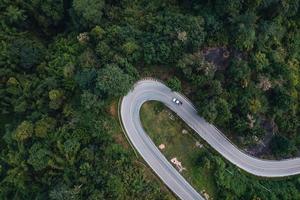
[71,0,105,29]
[96,64,133,97]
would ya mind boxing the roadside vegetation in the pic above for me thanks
[1,0,299,199]
[141,101,218,199]
[141,101,300,200]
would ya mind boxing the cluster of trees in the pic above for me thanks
[0,0,299,199]
[194,149,300,200]
[174,1,300,158]
[213,155,300,200]
[0,0,171,199]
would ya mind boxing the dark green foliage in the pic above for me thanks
[96,64,133,97]
[28,0,65,30]
[10,37,45,70]
[174,1,299,156]
[167,77,182,92]
[0,0,299,199]
[213,155,300,200]
[71,0,105,29]
[270,135,297,157]
[140,12,206,64]
[28,143,51,171]
[75,69,97,90]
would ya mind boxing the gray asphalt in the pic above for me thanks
[120,79,300,200]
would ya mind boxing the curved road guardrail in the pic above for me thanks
[120,79,300,200]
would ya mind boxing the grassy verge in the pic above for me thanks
[111,99,176,199]
[128,99,300,200]
[140,101,219,199]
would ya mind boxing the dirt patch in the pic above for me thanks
[247,118,276,158]
[138,65,176,81]
[113,132,130,149]
[203,47,230,70]
[109,100,118,117]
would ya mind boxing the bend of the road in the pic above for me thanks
[120,79,300,200]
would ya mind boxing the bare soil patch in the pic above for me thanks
[203,47,230,70]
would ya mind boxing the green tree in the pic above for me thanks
[28,143,51,171]
[4,5,26,25]
[215,0,243,17]
[95,41,112,64]
[226,58,251,85]
[233,13,257,50]
[122,41,139,55]
[34,117,56,138]
[72,0,105,29]
[80,91,103,112]
[79,49,99,69]
[28,0,64,29]
[199,100,218,123]
[251,52,269,72]
[90,25,105,41]
[166,77,182,92]
[60,139,81,165]
[75,68,97,90]
[49,89,64,110]
[216,98,232,125]
[14,121,33,141]
[96,64,133,97]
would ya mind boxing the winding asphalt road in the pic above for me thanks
[120,79,300,200]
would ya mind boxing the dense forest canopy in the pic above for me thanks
[0,0,299,199]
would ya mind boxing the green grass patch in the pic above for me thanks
[140,101,218,199]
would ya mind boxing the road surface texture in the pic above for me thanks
[120,79,300,200]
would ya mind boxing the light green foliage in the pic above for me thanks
[49,89,62,101]
[233,13,257,50]
[7,77,19,86]
[166,77,182,92]
[63,64,75,78]
[10,37,45,69]
[90,26,105,41]
[46,35,81,79]
[49,184,81,200]
[79,162,92,176]
[234,23,256,50]
[249,98,262,114]
[5,5,25,24]
[34,117,56,138]
[252,52,269,71]
[177,52,214,77]
[49,89,63,110]
[122,41,139,55]
[14,121,33,141]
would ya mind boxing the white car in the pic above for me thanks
[172,97,182,105]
